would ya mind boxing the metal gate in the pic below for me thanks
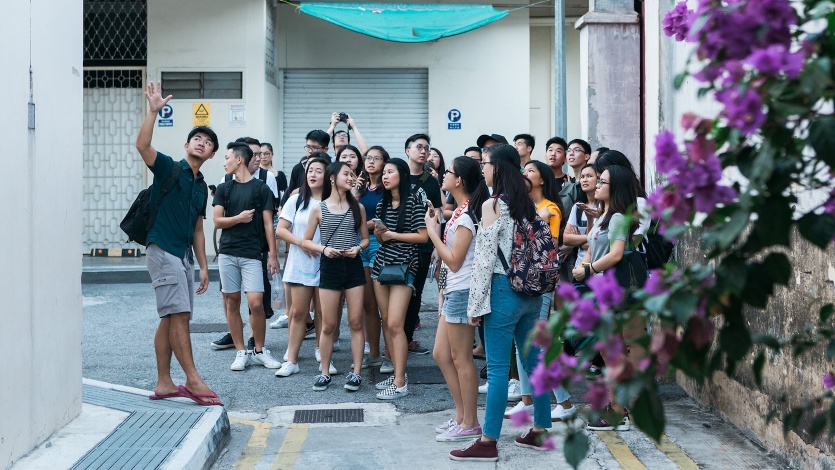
[82,67,146,253]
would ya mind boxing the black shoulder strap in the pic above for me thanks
[258,168,268,183]
[224,173,233,183]
[420,171,430,184]
[148,163,182,230]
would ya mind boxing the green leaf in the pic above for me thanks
[821,304,835,323]
[614,378,645,410]
[809,117,835,168]
[706,209,750,251]
[809,412,829,440]
[827,338,835,360]
[717,255,748,295]
[753,352,766,387]
[752,333,781,350]
[632,388,666,442]
[783,408,804,436]
[563,431,589,469]
[747,203,793,250]
[668,291,700,324]
[797,212,835,249]
[762,253,792,286]
[720,319,752,361]
[673,72,687,90]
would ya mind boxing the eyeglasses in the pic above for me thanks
[596,179,609,187]
[252,152,263,158]
[367,156,385,162]
[411,144,431,153]
[567,148,586,154]
[480,161,491,169]
[304,145,323,152]
[444,169,457,176]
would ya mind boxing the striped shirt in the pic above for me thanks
[371,193,426,279]
[319,202,358,251]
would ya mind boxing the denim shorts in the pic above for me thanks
[360,236,380,268]
[442,289,470,324]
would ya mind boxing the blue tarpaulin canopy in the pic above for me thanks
[299,3,509,43]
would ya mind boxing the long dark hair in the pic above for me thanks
[430,148,445,186]
[337,144,364,176]
[451,156,490,224]
[322,162,363,230]
[599,165,639,236]
[593,149,646,198]
[296,156,329,211]
[381,158,412,233]
[576,163,596,205]
[526,160,566,234]
[359,145,390,197]
[485,144,536,223]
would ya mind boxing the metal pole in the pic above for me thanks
[554,0,567,139]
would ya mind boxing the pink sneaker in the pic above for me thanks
[436,424,483,442]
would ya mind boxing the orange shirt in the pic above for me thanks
[537,199,562,239]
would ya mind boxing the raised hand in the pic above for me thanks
[145,81,173,114]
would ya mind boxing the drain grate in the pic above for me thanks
[293,408,364,424]
[190,322,231,333]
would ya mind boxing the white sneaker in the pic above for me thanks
[333,340,342,351]
[507,379,522,401]
[364,342,370,355]
[270,314,289,329]
[318,361,337,374]
[379,359,394,374]
[250,348,282,369]
[315,347,322,363]
[505,401,534,419]
[478,383,488,394]
[231,350,249,371]
[275,361,300,377]
[376,383,408,400]
[551,404,578,422]
[283,349,289,362]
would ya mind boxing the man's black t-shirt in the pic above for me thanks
[410,172,442,253]
[213,178,274,259]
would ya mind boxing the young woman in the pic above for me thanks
[450,144,552,462]
[572,165,641,431]
[563,164,598,274]
[592,150,650,245]
[426,157,489,442]
[273,156,329,378]
[429,147,446,186]
[371,158,428,400]
[302,162,370,391]
[338,144,364,176]
[504,161,576,422]
[357,146,390,372]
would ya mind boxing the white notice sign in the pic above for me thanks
[229,104,246,128]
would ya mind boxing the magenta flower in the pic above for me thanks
[715,88,766,136]
[685,315,715,349]
[570,299,601,333]
[587,270,625,310]
[643,269,670,295]
[824,189,835,217]
[824,372,835,389]
[746,45,805,78]
[531,320,553,349]
[662,1,692,42]
[557,282,580,303]
[654,131,686,175]
[584,380,610,411]
[650,329,680,364]
[510,408,532,427]
[597,335,626,366]
[530,352,580,396]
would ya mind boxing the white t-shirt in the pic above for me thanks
[567,204,590,267]
[636,197,650,237]
[279,194,321,285]
[443,212,476,294]
[220,170,278,198]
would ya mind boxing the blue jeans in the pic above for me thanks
[483,274,551,438]
[515,295,570,401]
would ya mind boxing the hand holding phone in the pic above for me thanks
[372,218,383,226]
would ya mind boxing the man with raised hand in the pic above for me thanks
[136,82,222,406]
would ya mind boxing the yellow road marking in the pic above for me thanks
[658,434,699,470]
[271,423,309,470]
[595,431,648,470]
[231,418,273,470]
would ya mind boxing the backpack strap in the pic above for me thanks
[419,171,430,184]
[147,163,182,230]
[224,173,233,183]
[258,168,268,183]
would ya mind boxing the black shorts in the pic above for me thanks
[319,256,366,291]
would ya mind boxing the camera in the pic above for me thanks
[338,112,349,123]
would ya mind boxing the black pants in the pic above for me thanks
[404,251,431,343]
[248,252,274,319]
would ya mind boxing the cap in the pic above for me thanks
[476,133,509,148]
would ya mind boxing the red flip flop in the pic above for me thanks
[148,389,185,400]
[177,385,224,407]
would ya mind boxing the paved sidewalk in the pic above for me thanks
[12,379,229,470]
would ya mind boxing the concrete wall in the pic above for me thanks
[0,0,83,467]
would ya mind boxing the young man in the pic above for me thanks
[588,146,609,164]
[213,142,281,371]
[464,146,483,162]
[404,133,442,354]
[544,136,569,191]
[566,139,592,180]
[513,134,536,167]
[136,82,221,406]
[326,112,369,155]
[476,133,508,150]
[280,130,330,208]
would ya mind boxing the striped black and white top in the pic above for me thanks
[319,202,358,251]
[371,193,426,280]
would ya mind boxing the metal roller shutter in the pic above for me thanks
[281,68,428,175]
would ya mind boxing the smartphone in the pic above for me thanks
[424,200,435,218]
[372,218,383,226]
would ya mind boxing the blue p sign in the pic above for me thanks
[448,109,461,122]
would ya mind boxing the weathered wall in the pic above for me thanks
[0,0,83,467]
[675,231,835,470]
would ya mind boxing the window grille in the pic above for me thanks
[84,0,147,66]
[161,72,243,100]
[83,69,143,89]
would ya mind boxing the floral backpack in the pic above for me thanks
[496,195,561,296]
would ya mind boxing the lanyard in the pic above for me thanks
[443,199,470,245]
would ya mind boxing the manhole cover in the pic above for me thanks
[190,323,230,333]
[293,408,364,424]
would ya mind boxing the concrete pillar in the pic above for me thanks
[576,1,641,170]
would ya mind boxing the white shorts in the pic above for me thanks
[218,254,264,294]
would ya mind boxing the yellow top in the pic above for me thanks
[537,199,562,239]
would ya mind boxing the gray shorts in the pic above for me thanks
[218,254,264,294]
[146,244,194,319]
[442,289,470,324]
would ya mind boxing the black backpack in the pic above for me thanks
[121,164,182,245]
[643,219,675,269]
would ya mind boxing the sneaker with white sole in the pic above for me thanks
[312,374,331,391]
[435,418,459,434]
[318,361,337,374]
[436,424,483,442]
[379,359,394,374]
[364,342,370,355]
[504,401,534,419]
[507,379,522,401]
[283,349,289,362]
[352,355,383,369]
[551,404,578,422]
[376,383,408,400]
[304,323,316,339]
[211,332,235,350]
[344,372,362,391]
[269,314,289,329]
[333,340,342,351]
[587,407,631,431]
[250,348,282,369]
[375,374,408,390]
[275,361,300,377]
[230,350,249,371]
[315,347,322,363]
[478,383,488,394]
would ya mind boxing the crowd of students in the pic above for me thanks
[200,114,652,461]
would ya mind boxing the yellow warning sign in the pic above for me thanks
[193,103,211,127]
